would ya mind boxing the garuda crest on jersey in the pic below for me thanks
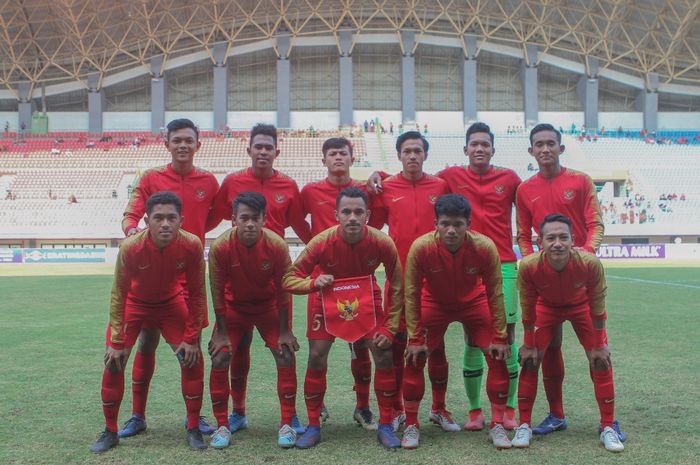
[494,185,504,194]
[563,190,575,200]
[275,193,286,203]
[337,297,360,321]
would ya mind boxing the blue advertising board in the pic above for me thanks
[22,248,106,263]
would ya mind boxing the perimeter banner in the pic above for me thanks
[0,249,22,263]
[596,244,666,259]
[22,248,106,263]
[321,275,376,343]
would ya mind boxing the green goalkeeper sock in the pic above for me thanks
[506,341,519,410]
[462,345,484,411]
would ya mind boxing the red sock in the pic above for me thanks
[101,368,125,432]
[277,365,297,426]
[591,366,615,428]
[517,365,538,426]
[484,355,509,426]
[374,367,397,424]
[428,348,448,411]
[542,346,565,418]
[392,338,407,411]
[350,345,372,409]
[181,355,204,430]
[131,351,156,418]
[402,359,426,427]
[210,367,230,428]
[230,348,250,416]
[304,368,327,427]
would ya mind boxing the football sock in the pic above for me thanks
[517,365,538,426]
[350,344,372,409]
[591,366,615,428]
[209,367,230,428]
[101,368,125,433]
[277,365,297,426]
[402,359,426,427]
[131,351,156,418]
[181,355,204,430]
[484,355,509,426]
[230,348,250,416]
[374,367,398,424]
[392,336,407,411]
[462,345,484,411]
[542,345,565,418]
[304,368,327,427]
[428,347,448,411]
[506,341,519,410]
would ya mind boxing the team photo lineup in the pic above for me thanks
[89,118,626,454]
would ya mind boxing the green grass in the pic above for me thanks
[0,267,699,464]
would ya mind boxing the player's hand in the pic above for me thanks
[208,328,232,358]
[314,274,334,289]
[518,345,538,370]
[487,343,511,361]
[104,347,128,372]
[126,227,141,236]
[373,333,392,349]
[404,344,427,366]
[589,346,611,371]
[278,331,300,354]
[507,323,515,346]
[366,171,383,194]
[175,341,200,368]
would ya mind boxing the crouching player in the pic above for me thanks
[90,192,207,453]
[283,187,404,449]
[511,214,624,452]
[399,194,512,449]
[207,192,301,449]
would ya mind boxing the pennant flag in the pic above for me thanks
[320,275,377,343]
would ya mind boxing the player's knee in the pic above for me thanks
[211,351,231,370]
[274,347,295,368]
[237,331,253,349]
[307,349,328,370]
[373,348,393,369]
[137,329,161,353]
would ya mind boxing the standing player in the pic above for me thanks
[301,137,376,430]
[399,194,511,449]
[283,187,403,449]
[511,214,624,453]
[90,192,207,453]
[436,123,521,431]
[207,192,300,449]
[369,131,451,432]
[119,118,218,437]
[515,123,607,436]
[208,123,311,434]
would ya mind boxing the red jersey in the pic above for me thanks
[209,168,311,243]
[208,227,291,316]
[437,165,521,262]
[282,225,403,337]
[122,164,219,244]
[108,229,206,349]
[403,230,507,345]
[517,249,607,325]
[516,167,604,256]
[301,178,366,236]
[370,173,449,265]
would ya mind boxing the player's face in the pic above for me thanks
[335,196,369,241]
[398,138,426,176]
[539,221,573,259]
[465,132,494,169]
[145,203,182,247]
[323,145,354,176]
[435,214,469,252]
[528,130,564,168]
[247,134,280,170]
[233,203,265,246]
[165,128,200,164]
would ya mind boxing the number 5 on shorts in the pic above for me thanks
[311,313,323,332]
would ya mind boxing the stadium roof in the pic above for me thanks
[0,0,698,94]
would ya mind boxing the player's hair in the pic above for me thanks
[322,137,353,157]
[249,123,277,146]
[465,122,494,146]
[146,191,182,215]
[539,213,573,234]
[434,194,472,221]
[529,123,562,145]
[336,186,368,209]
[166,118,199,141]
[233,191,267,217]
[396,130,429,157]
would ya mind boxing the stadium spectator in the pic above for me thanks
[511,214,625,453]
[68,194,78,204]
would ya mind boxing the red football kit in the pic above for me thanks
[301,178,366,237]
[516,167,604,256]
[516,249,616,428]
[207,227,296,427]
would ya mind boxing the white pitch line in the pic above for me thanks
[607,274,700,290]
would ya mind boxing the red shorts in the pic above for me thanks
[306,290,384,341]
[534,303,607,351]
[141,283,210,330]
[225,304,280,350]
[422,294,494,353]
[106,299,187,349]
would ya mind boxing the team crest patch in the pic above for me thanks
[428,195,438,204]
[465,267,478,274]
[563,190,575,200]
[261,261,271,271]
[176,261,186,270]
[196,188,205,200]
[275,194,286,203]
[367,257,378,267]
[494,185,504,194]
[337,298,360,321]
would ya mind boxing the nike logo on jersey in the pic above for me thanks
[317,200,329,205]
[326,262,337,268]
[231,263,241,267]
[138,264,150,270]
[392,196,405,202]
[429,268,443,273]
[531,196,541,203]
[574,281,585,288]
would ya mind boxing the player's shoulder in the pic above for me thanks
[301,178,325,192]
[192,165,216,178]
[310,225,338,245]
[382,173,403,185]
[212,228,234,247]
[121,229,148,249]
[275,169,299,185]
[139,165,169,179]
[563,167,592,181]
[467,230,497,251]
[222,168,248,182]
[410,231,438,252]
[262,228,288,248]
[518,250,542,269]
[573,248,602,268]
[492,165,522,180]
[178,229,203,249]
[519,172,541,187]
[366,225,394,244]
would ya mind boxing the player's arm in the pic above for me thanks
[106,245,132,370]
[204,176,222,233]
[287,185,312,244]
[121,173,149,235]
[586,255,609,352]
[403,242,426,349]
[515,187,535,256]
[375,234,403,348]
[481,242,510,360]
[275,240,299,353]
[366,171,392,194]
[178,241,206,367]
[282,236,324,294]
[367,191,387,229]
[205,177,230,231]
[207,235,232,357]
[582,175,605,252]
[516,260,540,367]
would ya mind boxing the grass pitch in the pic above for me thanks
[0,266,699,465]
